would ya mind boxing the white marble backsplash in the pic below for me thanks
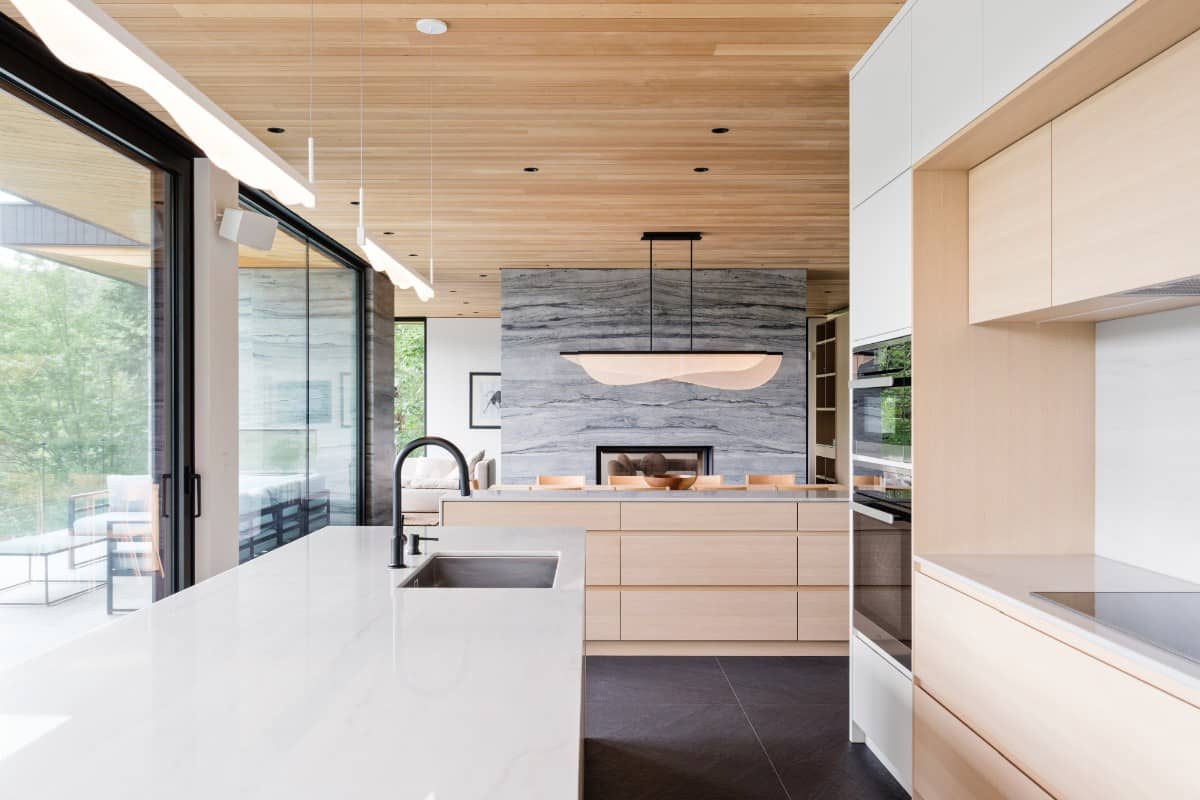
[500,267,808,483]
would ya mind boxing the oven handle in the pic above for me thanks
[853,501,896,525]
[851,375,912,390]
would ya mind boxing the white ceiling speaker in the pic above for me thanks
[416,18,448,35]
[218,208,278,251]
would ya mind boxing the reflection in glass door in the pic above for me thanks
[237,213,361,562]
[0,85,175,667]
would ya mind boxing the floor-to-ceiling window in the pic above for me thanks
[237,202,361,562]
[394,319,426,450]
[0,71,187,668]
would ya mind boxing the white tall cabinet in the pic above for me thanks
[847,0,1132,793]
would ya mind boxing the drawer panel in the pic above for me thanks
[915,572,1200,798]
[620,502,796,531]
[621,535,796,586]
[585,533,620,585]
[620,590,797,641]
[585,589,620,640]
[915,687,1050,800]
[442,500,620,530]
[797,533,849,585]
[796,501,849,531]
[797,588,848,640]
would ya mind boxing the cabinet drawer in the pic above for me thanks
[621,535,796,586]
[442,500,619,530]
[797,588,848,640]
[621,590,797,641]
[796,502,849,532]
[915,573,1200,798]
[797,533,848,585]
[585,589,620,640]
[915,688,1050,800]
[620,502,796,531]
[586,533,620,585]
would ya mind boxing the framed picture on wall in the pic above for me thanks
[469,371,502,429]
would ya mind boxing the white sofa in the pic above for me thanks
[400,451,496,513]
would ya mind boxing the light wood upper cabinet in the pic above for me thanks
[968,124,1052,323]
[850,12,911,208]
[851,170,913,345]
[1052,28,1200,305]
[911,0,984,162]
[982,0,1132,108]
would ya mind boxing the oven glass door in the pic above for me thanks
[852,337,912,464]
[852,490,912,670]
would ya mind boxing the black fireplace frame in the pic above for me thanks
[595,445,714,485]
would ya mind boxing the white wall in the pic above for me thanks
[192,160,240,580]
[1095,305,1200,583]
[426,318,502,474]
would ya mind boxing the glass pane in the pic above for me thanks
[0,86,171,667]
[238,226,310,562]
[238,221,361,561]
[394,321,426,450]
[308,246,358,527]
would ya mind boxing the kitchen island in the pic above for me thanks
[443,489,850,655]
[0,525,585,800]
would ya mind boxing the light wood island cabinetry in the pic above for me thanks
[442,496,849,655]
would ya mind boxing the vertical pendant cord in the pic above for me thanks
[357,0,364,234]
[307,0,314,184]
[689,239,694,351]
[648,239,654,352]
[429,39,435,285]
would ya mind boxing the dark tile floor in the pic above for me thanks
[584,656,908,800]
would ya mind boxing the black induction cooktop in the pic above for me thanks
[1033,591,1200,667]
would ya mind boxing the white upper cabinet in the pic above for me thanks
[982,0,1132,107]
[911,0,983,162]
[850,170,913,346]
[850,12,911,208]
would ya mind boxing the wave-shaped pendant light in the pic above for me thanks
[560,232,782,390]
[11,0,314,208]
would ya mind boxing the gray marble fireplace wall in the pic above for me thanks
[501,267,808,484]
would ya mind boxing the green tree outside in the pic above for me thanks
[394,321,426,451]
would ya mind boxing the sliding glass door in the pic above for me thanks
[0,81,181,667]
[237,207,361,562]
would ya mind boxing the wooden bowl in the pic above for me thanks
[644,474,698,490]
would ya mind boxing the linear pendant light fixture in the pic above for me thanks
[11,0,314,208]
[353,0,433,302]
[561,232,782,390]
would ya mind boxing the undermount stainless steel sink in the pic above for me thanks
[399,555,559,589]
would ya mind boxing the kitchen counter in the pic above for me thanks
[455,488,849,502]
[0,525,585,799]
[916,553,1200,701]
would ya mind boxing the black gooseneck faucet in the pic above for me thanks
[391,436,472,569]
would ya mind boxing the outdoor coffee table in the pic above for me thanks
[0,531,106,606]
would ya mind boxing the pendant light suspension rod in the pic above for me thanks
[429,38,435,285]
[689,239,694,352]
[357,0,364,236]
[307,0,314,184]
[648,238,654,352]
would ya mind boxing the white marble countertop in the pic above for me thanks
[449,489,849,502]
[0,525,585,799]
[916,553,1200,695]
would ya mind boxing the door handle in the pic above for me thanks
[191,472,202,519]
[159,473,171,518]
[852,502,895,525]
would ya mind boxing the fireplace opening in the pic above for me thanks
[596,446,713,485]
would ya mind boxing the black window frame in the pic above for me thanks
[0,11,203,591]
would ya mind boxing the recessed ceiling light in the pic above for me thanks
[479,273,487,278]
[523,167,539,173]
[464,301,470,305]
[450,290,457,293]
[409,253,419,257]
[416,18,448,35]
[694,167,709,173]
[350,200,360,206]
[267,126,286,134]
[711,127,730,134]
[383,231,395,236]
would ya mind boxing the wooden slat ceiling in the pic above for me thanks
[0,1,900,317]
